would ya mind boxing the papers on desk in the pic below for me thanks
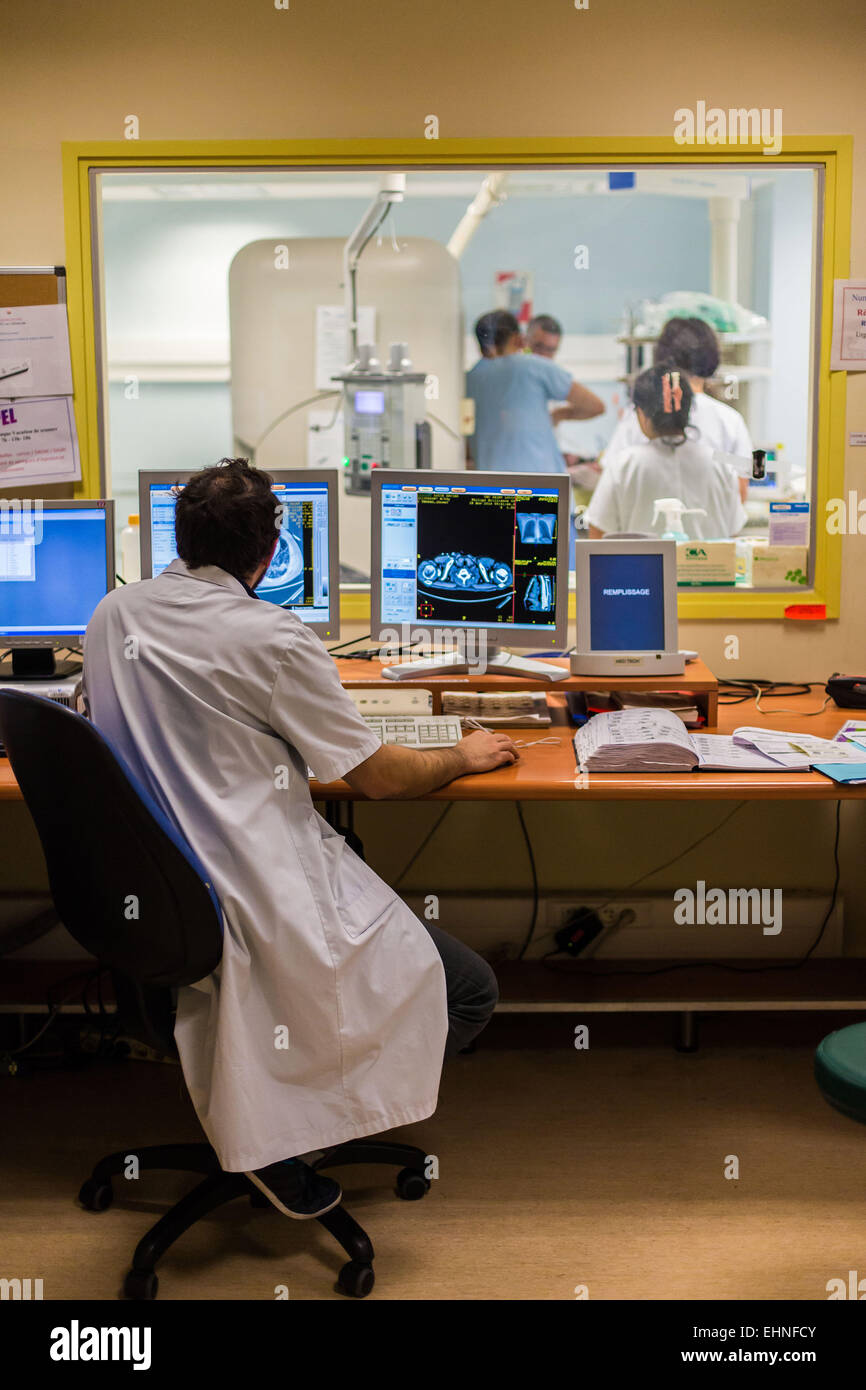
[732,726,866,769]
[573,709,866,774]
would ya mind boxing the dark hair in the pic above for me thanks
[491,311,521,352]
[474,311,500,355]
[653,316,720,379]
[632,364,693,444]
[474,309,521,356]
[175,458,279,580]
[528,314,562,337]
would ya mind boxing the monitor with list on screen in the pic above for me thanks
[370,470,570,680]
[0,499,115,680]
[138,468,340,639]
[572,538,684,676]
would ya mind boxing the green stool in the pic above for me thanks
[815,1023,866,1125]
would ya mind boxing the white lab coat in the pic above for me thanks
[601,392,753,463]
[82,559,448,1172]
[584,437,748,539]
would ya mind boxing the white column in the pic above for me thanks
[708,197,740,302]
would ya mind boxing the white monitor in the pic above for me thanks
[572,538,683,676]
[370,470,570,649]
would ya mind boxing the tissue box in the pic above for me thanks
[676,540,737,585]
[750,545,809,588]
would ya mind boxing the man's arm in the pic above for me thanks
[551,380,606,424]
[344,729,518,800]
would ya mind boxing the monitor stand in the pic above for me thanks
[382,646,569,682]
[0,648,82,682]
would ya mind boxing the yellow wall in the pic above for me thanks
[3,0,866,940]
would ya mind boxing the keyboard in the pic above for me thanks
[361,714,464,748]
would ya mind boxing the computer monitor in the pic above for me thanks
[371,470,570,650]
[138,468,340,639]
[0,498,115,679]
[572,538,683,675]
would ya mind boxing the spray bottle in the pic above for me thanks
[651,497,706,542]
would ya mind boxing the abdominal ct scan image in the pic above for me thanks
[417,552,514,606]
[413,492,559,626]
[256,506,306,605]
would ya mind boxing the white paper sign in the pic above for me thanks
[0,396,81,486]
[831,280,866,371]
[315,305,376,391]
[0,304,74,396]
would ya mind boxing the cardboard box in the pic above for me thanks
[750,545,809,588]
[676,540,737,586]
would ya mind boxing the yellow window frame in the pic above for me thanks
[62,135,852,622]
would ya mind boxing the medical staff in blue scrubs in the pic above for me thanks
[465,311,604,564]
[465,311,604,472]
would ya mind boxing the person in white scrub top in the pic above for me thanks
[584,365,747,540]
[83,459,517,1220]
[601,317,753,502]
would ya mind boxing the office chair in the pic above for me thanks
[0,690,432,1300]
[815,1023,866,1127]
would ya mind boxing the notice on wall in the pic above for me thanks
[831,280,866,371]
[0,396,81,486]
[315,305,376,391]
[0,304,74,397]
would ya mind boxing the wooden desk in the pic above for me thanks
[310,688,864,802]
[0,688,860,804]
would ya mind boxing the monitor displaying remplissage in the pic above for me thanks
[371,470,570,648]
[572,538,683,676]
[138,469,340,639]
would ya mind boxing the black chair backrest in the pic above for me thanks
[0,691,223,988]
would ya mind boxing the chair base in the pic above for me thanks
[78,1138,432,1299]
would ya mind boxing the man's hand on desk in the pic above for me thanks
[343,730,519,800]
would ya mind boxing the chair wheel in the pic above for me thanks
[395,1167,430,1201]
[123,1269,158,1300]
[337,1260,374,1298]
[79,1178,113,1212]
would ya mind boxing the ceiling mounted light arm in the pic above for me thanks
[446,172,509,260]
[343,173,406,365]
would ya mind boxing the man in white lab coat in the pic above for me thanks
[83,459,516,1219]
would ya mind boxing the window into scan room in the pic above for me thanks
[98,163,819,594]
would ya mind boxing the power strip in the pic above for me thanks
[347,687,433,716]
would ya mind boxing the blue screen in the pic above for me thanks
[589,552,666,651]
[0,508,109,636]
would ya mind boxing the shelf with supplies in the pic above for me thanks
[334,656,719,726]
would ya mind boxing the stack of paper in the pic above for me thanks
[574,709,699,771]
[573,711,866,775]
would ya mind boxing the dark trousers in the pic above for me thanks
[423,921,499,1055]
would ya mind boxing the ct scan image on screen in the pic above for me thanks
[380,483,559,631]
[148,480,330,621]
